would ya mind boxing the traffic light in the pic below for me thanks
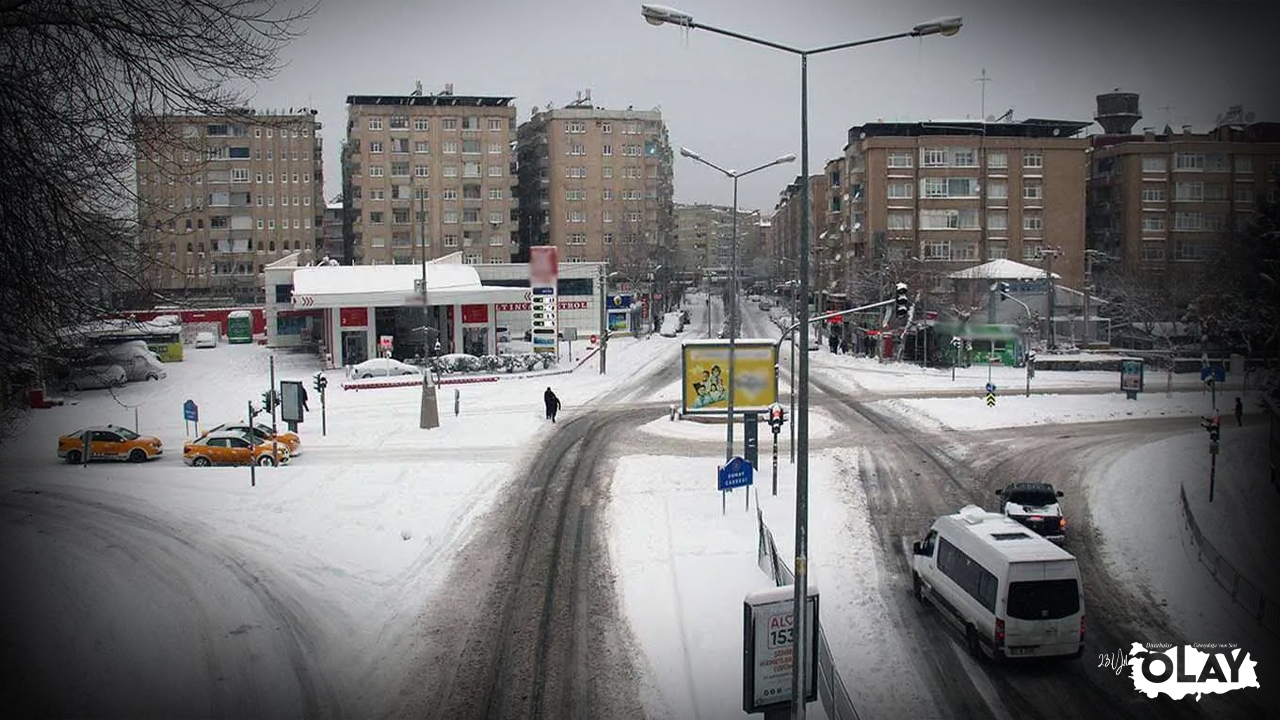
[998,281,1011,301]
[1202,415,1220,442]
[768,403,785,429]
[894,282,910,318]
[313,373,328,393]
[261,389,278,412]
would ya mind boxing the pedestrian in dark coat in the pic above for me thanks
[544,387,562,422]
[300,386,310,412]
[1235,397,1244,427]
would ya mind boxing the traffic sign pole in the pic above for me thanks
[772,427,779,496]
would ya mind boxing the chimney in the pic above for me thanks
[444,83,454,96]
[1182,124,1193,135]
[1142,127,1155,141]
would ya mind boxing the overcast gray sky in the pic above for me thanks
[251,0,1280,213]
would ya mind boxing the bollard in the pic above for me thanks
[454,388,461,417]
[669,404,677,421]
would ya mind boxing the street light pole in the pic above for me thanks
[681,146,795,464]
[646,7,961,718]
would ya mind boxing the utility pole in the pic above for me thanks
[975,68,992,121]
[1041,247,1062,350]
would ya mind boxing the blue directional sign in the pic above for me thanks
[985,382,997,393]
[183,399,199,422]
[1200,366,1226,383]
[717,456,754,491]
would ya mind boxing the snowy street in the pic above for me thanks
[1,293,1276,719]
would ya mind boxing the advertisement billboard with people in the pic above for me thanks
[681,340,779,415]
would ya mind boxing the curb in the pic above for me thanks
[340,347,600,392]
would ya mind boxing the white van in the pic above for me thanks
[910,504,1085,662]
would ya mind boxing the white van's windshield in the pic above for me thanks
[1007,579,1079,620]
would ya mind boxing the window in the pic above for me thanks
[922,178,946,198]
[415,165,430,178]
[368,117,383,130]
[369,188,385,200]
[443,210,459,224]
[568,210,586,223]
[414,118,430,131]
[951,148,977,167]
[1174,152,1204,170]
[920,209,978,230]
[1173,211,1203,231]
[987,211,1008,231]
[390,162,410,177]
[462,139,482,154]
[887,211,913,230]
[1022,211,1043,232]
[951,242,979,261]
[601,188,613,201]
[443,165,458,178]
[1141,184,1166,203]
[887,152,913,168]
[600,122,611,134]
[462,209,480,224]
[922,239,950,260]
[566,232,587,245]
[987,242,1008,260]
[443,234,459,247]
[603,232,613,244]
[231,168,249,183]
[602,211,613,223]
[488,165,502,177]
[413,141,430,154]
[304,173,311,183]
[1142,213,1166,232]
[987,180,1008,200]
[566,188,586,201]
[1205,183,1228,201]
[602,144,613,156]
[921,148,948,167]
[1174,181,1203,201]
[1203,213,1227,231]
[1234,184,1255,204]
[443,141,458,154]
[566,120,586,133]
[602,167,613,179]
[461,116,480,131]
[369,165,384,177]
[567,167,587,179]
[489,188,503,201]
[987,152,1008,170]
[389,138,409,153]
[1022,179,1043,201]
[1142,155,1168,174]
[1206,153,1228,171]
[1022,151,1043,169]
[441,188,458,201]
[1234,156,1253,174]
[368,211,384,225]
[488,118,504,131]
[1022,243,1043,260]
[488,211,503,225]
[462,162,481,178]
[487,142,503,155]
[256,219,265,230]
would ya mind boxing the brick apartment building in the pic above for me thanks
[134,108,325,302]
[343,84,519,266]
[1086,95,1280,285]
[516,96,675,277]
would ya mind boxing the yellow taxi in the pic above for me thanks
[201,422,302,457]
[57,425,163,464]
[183,430,292,467]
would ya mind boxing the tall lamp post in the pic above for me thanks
[643,6,961,717]
[680,146,796,463]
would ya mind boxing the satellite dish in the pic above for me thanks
[853,222,862,231]
[1052,128,1060,136]
[842,193,850,202]
[839,223,847,232]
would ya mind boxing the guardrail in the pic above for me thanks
[1178,484,1280,637]
[756,503,862,720]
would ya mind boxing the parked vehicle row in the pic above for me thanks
[49,341,168,391]
[57,420,301,468]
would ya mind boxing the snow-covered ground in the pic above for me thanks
[4,299,1274,717]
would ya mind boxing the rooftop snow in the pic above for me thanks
[947,258,1061,280]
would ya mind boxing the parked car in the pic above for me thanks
[910,505,1085,661]
[759,300,773,311]
[183,431,291,467]
[201,422,302,457]
[349,357,422,379]
[104,345,167,382]
[194,331,218,349]
[995,482,1067,543]
[660,311,684,337]
[54,363,127,391]
[57,424,164,464]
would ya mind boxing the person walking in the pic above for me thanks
[1234,396,1244,427]
[544,387,562,423]
[300,385,310,412]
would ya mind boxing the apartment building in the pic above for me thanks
[844,118,1091,288]
[344,85,519,266]
[674,203,729,275]
[134,109,325,302]
[516,98,675,275]
[771,173,829,295]
[1087,104,1280,281]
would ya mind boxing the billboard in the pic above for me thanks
[682,340,779,414]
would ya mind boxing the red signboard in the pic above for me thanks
[494,300,589,312]
[339,307,368,327]
[529,246,559,286]
[461,304,489,324]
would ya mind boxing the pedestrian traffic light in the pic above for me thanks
[894,282,910,318]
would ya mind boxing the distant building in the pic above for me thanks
[1086,94,1280,284]
[133,108,326,303]
[516,97,675,276]
[343,84,519,267]
[320,201,345,261]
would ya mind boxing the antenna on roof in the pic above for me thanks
[412,80,423,97]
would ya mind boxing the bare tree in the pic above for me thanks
[0,0,314,437]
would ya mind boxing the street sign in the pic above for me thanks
[742,585,819,714]
[744,413,759,470]
[985,382,997,393]
[986,393,996,407]
[1200,365,1226,383]
[718,456,754,491]
[183,399,198,422]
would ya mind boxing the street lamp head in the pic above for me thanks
[679,146,701,160]
[776,153,797,165]
[912,15,963,37]
[641,3,694,26]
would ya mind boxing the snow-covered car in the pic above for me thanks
[57,425,163,464]
[350,357,422,379]
[995,482,1067,543]
[201,422,302,457]
[194,331,218,348]
[660,311,684,337]
[55,363,127,391]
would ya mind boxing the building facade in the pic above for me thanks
[843,119,1091,290]
[1087,119,1280,282]
[516,100,675,277]
[134,109,326,303]
[343,86,519,267]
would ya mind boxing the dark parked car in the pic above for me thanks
[995,482,1067,543]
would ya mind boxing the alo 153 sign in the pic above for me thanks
[742,585,819,714]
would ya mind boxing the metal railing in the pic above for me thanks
[757,506,862,720]
[1178,484,1280,637]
